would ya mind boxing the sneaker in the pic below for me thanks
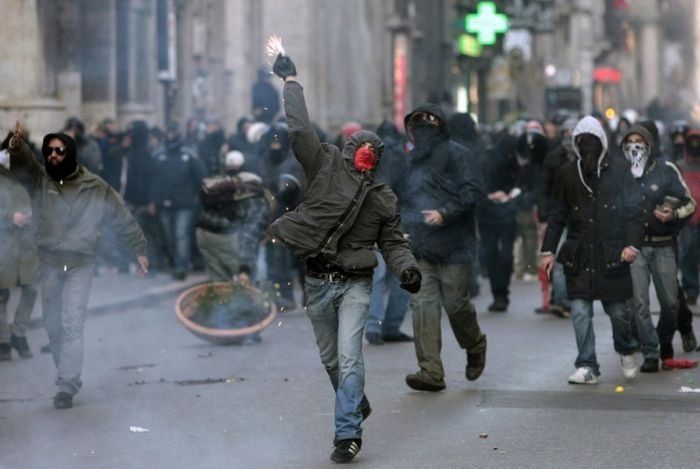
[534,306,550,314]
[640,358,659,373]
[330,439,361,463]
[382,332,413,343]
[466,337,487,381]
[0,343,11,361]
[682,331,698,353]
[10,334,33,359]
[620,354,637,380]
[405,370,446,392]
[522,273,538,283]
[53,392,73,409]
[567,367,599,384]
[365,331,384,345]
[549,304,571,319]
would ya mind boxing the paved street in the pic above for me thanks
[2,273,700,469]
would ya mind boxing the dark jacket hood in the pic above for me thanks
[42,132,77,162]
[404,103,449,142]
[341,130,384,163]
[619,124,655,159]
[447,112,477,141]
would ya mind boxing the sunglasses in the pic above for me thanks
[410,112,439,126]
[44,146,67,156]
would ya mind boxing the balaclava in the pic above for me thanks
[623,138,650,178]
[577,133,603,175]
[42,132,78,181]
[354,145,377,171]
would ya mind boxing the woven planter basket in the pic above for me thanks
[174,282,277,345]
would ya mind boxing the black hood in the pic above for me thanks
[42,132,78,180]
[341,130,384,163]
[447,112,477,141]
[404,103,449,142]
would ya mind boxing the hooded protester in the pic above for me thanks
[478,134,520,312]
[540,116,645,385]
[149,122,207,280]
[447,112,487,300]
[669,120,689,163]
[365,120,413,345]
[7,122,148,409]
[514,127,548,285]
[394,103,488,393]
[0,134,39,360]
[198,117,226,176]
[62,116,103,175]
[123,120,165,272]
[620,124,696,371]
[258,122,305,311]
[251,65,280,123]
[267,42,419,464]
[538,117,578,318]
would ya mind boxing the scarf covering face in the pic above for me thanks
[354,146,377,171]
[623,142,649,178]
[577,134,603,175]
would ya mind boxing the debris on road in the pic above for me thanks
[129,426,150,433]
[479,433,488,439]
[615,386,624,393]
[679,386,700,393]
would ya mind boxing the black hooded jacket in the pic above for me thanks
[269,80,418,277]
[396,104,485,263]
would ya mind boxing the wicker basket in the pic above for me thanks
[174,282,277,345]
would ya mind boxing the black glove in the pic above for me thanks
[400,268,422,294]
[272,54,297,80]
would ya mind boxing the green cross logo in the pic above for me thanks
[465,1,509,46]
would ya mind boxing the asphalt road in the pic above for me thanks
[1,278,700,469]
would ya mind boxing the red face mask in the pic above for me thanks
[354,146,377,171]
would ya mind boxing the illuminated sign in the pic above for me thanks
[465,2,509,46]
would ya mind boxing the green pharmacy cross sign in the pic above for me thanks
[465,1,509,46]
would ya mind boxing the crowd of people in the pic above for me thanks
[2,51,700,462]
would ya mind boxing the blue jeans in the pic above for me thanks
[304,275,372,441]
[158,207,194,273]
[40,262,94,395]
[551,262,570,308]
[366,253,409,336]
[629,246,678,359]
[570,299,637,375]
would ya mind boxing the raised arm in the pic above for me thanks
[268,36,323,178]
[8,121,43,192]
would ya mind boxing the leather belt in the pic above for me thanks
[306,270,360,283]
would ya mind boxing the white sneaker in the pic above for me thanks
[522,273,538,283]
[567,367,599,384]
[620,354,637,380]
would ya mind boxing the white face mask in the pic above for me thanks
[0,149,9,169]
[623,142,649,178]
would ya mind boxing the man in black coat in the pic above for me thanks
[540,116,644,385]
[395,104,487,392]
